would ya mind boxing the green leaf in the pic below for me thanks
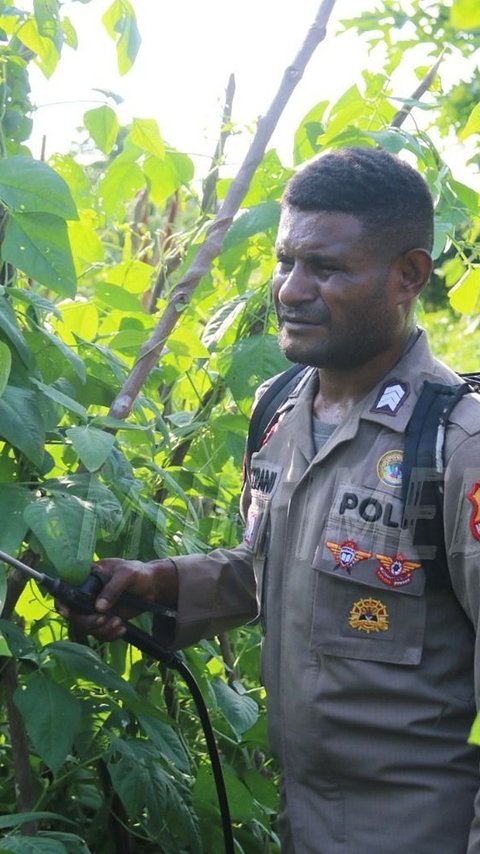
[44,474,123,534]
[24,494,96,581]
[0,620,38,660]
[66,426,115,472]
[459,102,480,140]
[0,340,11,395]
[0,485,32,554]
[210,677,258,736]
[94,281,144,312]
[222,334,290,413]
[2,212,76,296]
[0,812,76,830]
[0,156,77,219]
[30,377,88,420]
[137,715,190,774]
[99,158,145,217]
[129,118,164,158]
[293,100,328,165]
[448,267,480,313]
[14,670,82,775]
[84,105,119,154]
[16,18,60,77]
[0,836,67,853]
[30,324,86,383]
[0,295,35,368]
[102,0,141,75]
[451,0,480,29]
[107,738,200,848]
[9,287,62,319]
[0,385,45,467]
[223,201,280,251]
[48,640,137,698]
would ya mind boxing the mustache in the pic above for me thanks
[276,307,330,325]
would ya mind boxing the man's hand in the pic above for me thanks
[57,557,178,641]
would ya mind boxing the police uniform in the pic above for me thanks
[168,330,480,853]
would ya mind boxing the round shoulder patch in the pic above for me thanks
[377,449,403,487]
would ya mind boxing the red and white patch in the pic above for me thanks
[375,552,422,587]
[326,539,371,572]
[467,482,480,542]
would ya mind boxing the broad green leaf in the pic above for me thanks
[0,385,45,467]
[102,0,140,75]
[0,836,67,853]
[24,494,96,581]
[16,18,60,77]
[49,154,92,205]
[0,620,38,660]
[109,328,146,352]
[137,715,190,774]
[459,102,480,140]
[223,201,280,251]
[66,426,115,472]
[222,334,290,413]
[107,738,200,847]
[2,212,76,296]
[293,100,328,165]
[48,640,137,698]
[210,677,258,735]
[30,377,88,420]
[44,474,123,533]
[451,0,480,29]
[14,670,82,775]
[84,105,119,154]
[449,268,480,313]
[55,300,98,343]
[0,340,11,395]
[0,812,76,830]
[94,281,144,312]
[129,118,164,158]
[99,158,145,216]
[9,287,61,319]
[0,295,35,367]
[0,156,77,219]
[31,324,86,382]
[68,214,105,275]
[61,15,78,48]
[0,485,32,554]
[143,154,179,206]
[103,260,153,293]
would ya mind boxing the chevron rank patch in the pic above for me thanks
[467,482,480,542]
[371,380,409,415]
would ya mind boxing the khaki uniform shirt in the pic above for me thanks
[170,330,480,853]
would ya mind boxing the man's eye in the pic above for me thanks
[276,257,293,271]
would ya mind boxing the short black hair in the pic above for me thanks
[283,146,434,254]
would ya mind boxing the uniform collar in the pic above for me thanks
[280,328,437,465]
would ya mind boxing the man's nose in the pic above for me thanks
[277,262,316,305]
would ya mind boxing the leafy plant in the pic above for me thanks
[0,1,479,852]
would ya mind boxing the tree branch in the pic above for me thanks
[390,50,445,129]
[107,0,338,421]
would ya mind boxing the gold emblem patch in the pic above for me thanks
[348,597,389,634]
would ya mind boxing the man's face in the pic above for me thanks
[272,207,401,370]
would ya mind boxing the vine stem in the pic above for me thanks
[107,0,338,421]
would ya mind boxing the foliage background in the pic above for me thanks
[0,1,479,851]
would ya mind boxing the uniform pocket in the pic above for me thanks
[310,484,427,665]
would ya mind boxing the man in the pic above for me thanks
[65,148,480,852]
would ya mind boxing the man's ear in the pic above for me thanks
[393,248,433,304]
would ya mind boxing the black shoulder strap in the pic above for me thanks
[246,363,310,469]
[402,377,479,590]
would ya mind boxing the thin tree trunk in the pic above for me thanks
[107,0,338,422]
